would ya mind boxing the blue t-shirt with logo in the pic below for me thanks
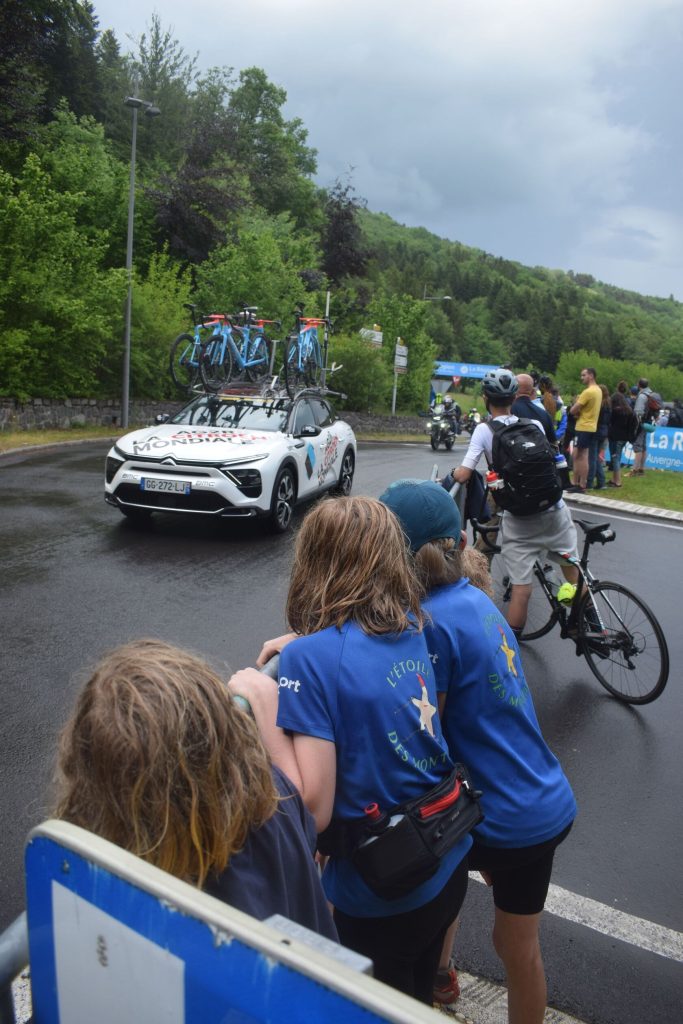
[277,622,471,917]
[424,578,576,848]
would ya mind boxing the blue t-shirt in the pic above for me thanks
[424,579,576,848]
[204,766,338,940]
[277,622,471,917]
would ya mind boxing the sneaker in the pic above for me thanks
[433,966,461,1005]
[566,485,586,493]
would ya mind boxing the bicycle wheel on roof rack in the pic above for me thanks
[200,334,234,392]
[245,335,270,382]
[169,333,201,393]
[283,336,307,397]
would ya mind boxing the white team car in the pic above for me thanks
[104,388,357,532]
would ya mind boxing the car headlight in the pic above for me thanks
[105,454,124,483]
[222,467,262,497]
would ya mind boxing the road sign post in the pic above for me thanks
[391,340,408,415]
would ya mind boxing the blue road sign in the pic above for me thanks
[25,821,439,1024]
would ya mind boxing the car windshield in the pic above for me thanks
[171,395,291,432]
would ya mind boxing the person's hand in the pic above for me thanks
[227,668,278,715]
[256,632,299,667]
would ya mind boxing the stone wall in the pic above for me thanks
[0,397,425,436]
[0,397,180,432]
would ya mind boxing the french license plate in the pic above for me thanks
[140,477,191,495]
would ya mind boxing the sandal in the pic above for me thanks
[433,966,461,1005]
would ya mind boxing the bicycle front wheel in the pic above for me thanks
[490,555,559,641]
[577,582,668,704]
[200,336,233,392]
[169,334,201,392]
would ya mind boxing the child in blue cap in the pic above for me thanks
[380,480,576,1024]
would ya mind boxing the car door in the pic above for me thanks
[289,397,335,498]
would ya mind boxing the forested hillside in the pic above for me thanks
[2,2,682,411]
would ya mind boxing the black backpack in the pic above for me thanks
[488,419,563,516]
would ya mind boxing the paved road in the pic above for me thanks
[1,441,682,1023]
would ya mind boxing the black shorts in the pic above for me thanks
[467,823,572,916]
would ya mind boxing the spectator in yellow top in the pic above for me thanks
[567,367,602,493]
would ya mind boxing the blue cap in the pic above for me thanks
[379,479,462,552]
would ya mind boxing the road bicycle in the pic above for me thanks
[282,304,331,397]
[200,306,281,392]
[472,512,669,705]
[169,304,225,393]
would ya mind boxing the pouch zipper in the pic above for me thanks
[418,776,462,819]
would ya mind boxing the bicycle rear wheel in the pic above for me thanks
[490,555,559,641]
[245,335,270,382]
[169,334,201,392]
[283,336,306,397]
[577,582,668,704]
[200,335,233,392]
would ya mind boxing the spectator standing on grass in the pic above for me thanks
[630,378,654,477]
[568,367,602,493]
[511,374,557,445]
[588,385,611,490]
[608,387,636,488]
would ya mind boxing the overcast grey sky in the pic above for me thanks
[94,0,683,300]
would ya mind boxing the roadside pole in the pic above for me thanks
[392,340,408,415]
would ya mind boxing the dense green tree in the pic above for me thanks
[321,179,369,284]
[227,67,318,223]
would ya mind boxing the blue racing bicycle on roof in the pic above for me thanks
[282,304,332,397]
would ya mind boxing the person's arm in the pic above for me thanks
[256,632,299,668]
[227,668,336,832]
[452,421,488,481]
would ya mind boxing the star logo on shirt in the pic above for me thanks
[498,626,518,677]
[411,673,437,737]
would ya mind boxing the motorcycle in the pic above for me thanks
[464,408,482,435]
[426,408,458,450]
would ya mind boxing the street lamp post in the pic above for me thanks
[121,96,160,429]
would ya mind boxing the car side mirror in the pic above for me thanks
[155,413,170,424]
[297,424,321,437]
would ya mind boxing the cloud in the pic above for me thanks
[95,0,683,297]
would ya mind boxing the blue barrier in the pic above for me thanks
[25,820,442,1024]
[611,426,683,473]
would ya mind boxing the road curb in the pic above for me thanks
[562,490,683,522]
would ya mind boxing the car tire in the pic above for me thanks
[269,467,296,533]
[332,448,355,496]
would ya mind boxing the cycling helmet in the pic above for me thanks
[482,368,519,399]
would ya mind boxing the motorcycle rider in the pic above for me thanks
[442,395,462,431]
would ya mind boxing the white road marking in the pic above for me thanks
[470,873,683,963]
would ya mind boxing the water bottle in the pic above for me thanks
[357,803,389,848]
[486,470,504,491]
[554,451,568,471]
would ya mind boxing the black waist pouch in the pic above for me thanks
[348,766,483,901]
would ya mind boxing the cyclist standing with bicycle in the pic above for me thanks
[447,369,580,638]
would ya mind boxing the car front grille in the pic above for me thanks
[114,483,232,514]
